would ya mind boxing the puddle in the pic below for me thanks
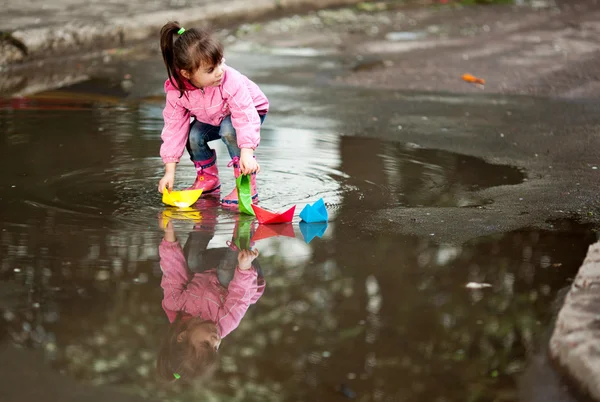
[0,82,582,401]
[385,31,428,41]
[228,41,334,57]
[339,136,524,209]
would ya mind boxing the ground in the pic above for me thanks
[230,0,600,97]
[2,1,600,401]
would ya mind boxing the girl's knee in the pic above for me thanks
[220,129,237,146]
[219,121,237,147]
[189,122,209,142]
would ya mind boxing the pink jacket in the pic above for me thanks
[159,240,265,338]
[160,65,269,164]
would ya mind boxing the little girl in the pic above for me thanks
[156,216,265,382]
[157,21,269,205]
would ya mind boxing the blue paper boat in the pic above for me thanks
[299,198,328,223]
[299,221,328,244]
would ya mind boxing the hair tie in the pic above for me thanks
[177,27,185,35]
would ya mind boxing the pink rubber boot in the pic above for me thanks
[221,156,259,205]
[187,150,221,195]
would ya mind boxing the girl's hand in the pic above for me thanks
[238,249,259,270]
[157,212,176,242]
[158,171,175,193]
[158,163,177,193]
[239,148,260,175]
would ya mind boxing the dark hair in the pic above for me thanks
[156,316,219,383]
[160,21,224,97]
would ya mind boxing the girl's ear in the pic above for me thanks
[180,70,191,80]
[176,331,187,343]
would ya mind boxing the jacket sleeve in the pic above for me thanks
[249,275,266,304]
[216,267,261,337]
[159,239,190,321]
[222,77,261,150]
[160,90,191,164]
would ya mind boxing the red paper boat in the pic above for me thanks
[251,204,296,224]
[251,223,296,242]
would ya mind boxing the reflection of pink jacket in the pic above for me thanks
[159,64,269,164]
[159,240,265,338]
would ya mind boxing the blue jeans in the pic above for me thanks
[186,114,266,162]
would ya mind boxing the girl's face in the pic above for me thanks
[181,59,225,89]
[178,320,221,351]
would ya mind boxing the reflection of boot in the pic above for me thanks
[221,156,258,205]
[192,198,221,231]
[188,150,221,195]
[185,200,220,273]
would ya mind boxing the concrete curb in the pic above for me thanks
[550,240,600,401]
[1,0,363,66]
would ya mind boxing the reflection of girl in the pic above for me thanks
[156,218,264,383]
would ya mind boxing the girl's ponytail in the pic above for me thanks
[160,21,186,96]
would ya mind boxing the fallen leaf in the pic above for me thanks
[462,73,485,85]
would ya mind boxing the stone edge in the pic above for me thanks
[549,240,600,401]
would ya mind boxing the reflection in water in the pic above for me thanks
[157,214,264,383]
[0,217,593,400]
[299,221,328,244]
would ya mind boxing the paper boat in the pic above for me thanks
[299,221,328,244]
[251,204,296,224]
[162,188,203,208]
[236,174,255,216]
[299,198,328,223]
[252,223,296,242]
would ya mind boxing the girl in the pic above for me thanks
[157,21,269,205]
[156,215,265,382]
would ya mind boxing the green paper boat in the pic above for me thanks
[236,174,256,216]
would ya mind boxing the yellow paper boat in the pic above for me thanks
[162,188,203,208]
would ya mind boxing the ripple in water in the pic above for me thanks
[19,127,346,230]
